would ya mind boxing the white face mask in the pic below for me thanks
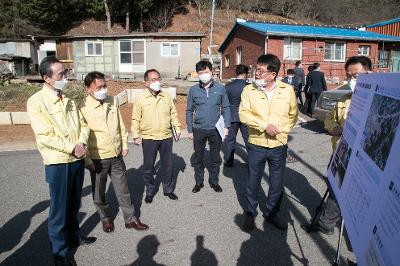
[349,79,357,92]
[199,73,212,84]
[53,78,68,91]
[254,73,273,88]
[149,81,161,92]
[93,88,108,100]
[254,79,265,88]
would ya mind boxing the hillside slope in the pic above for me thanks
[164,6,298,53]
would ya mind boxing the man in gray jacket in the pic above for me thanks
[186,60,231,193]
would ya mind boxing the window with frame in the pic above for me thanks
[378,50,389,68]
[236,46,242,65]
[358,45,370,56]
[85,41,103,56]
[324,42,346,61]
[161,43,179,57]
[119,40,145,64]
[225,54,230,67]
[284,38,302,60]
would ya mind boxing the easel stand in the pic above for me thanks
[302,188,346,265]
[333,218,345,266]
[307,188,329,228]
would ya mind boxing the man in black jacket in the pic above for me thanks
[306,63,327,117]
[293,61,305,105]
[223,64,249,167]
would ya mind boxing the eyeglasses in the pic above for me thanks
[54,70,68,80]
[255,69,274,76]
[346,72,368,80]
[149,77,162,83]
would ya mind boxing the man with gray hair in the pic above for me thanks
[27,56,96,266]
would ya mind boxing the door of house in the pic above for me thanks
[391,50,400,72]
[56,41,73,73]
[118,39,146,73]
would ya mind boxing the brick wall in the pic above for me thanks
[220,27,264,79]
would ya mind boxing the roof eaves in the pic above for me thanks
[365,17,400,28]
[0,39,33,43]
[37,32,205,39]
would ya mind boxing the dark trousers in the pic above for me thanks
[224,122,249,164]
[296,84,303,105]
[193,128,222,185]
[45,159,84,257]
[307,92,321,115]
[245,143,287,217]
[318,184,341,229]
[91,156,135,223]
[142,138,174,196]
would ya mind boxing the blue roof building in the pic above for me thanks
[219,19,400,79]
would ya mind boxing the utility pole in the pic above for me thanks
[209,0,215,64]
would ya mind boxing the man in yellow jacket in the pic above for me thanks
[132,69,181,204]
[239,54,298,231]
[303,56,372,235]
[27,56,96,265]
[80,71,149,234]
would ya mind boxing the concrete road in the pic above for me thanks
[0,116,355,265]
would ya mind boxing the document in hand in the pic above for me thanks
[215,115,225,139]
[170,121,179,141]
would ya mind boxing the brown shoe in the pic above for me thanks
[243,215,255,232]
[102,219,114,233]
[125,218,149,231]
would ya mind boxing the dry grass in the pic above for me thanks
[0,80,147,112]
[0,83,41,111]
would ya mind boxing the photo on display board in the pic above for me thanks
[362,93,400,171]
[330,138,352,189]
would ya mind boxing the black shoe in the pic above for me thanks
[224,161,233,167]
[192,183,204,193]
[69,236,97,248]
[300,223,334,235]
[210,183,223,192]
[144,195,153,203]
[164,192,178,200]
[243,214,255,232]
[53,255,72,266]
[264,215,288,231]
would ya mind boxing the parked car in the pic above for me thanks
[313,83,351,122]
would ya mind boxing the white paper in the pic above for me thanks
[215,115,225,139]
[326,73,400,266]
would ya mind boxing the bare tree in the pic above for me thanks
[144,0,185,31]
[193,0,212,18]
[104,0,112,32]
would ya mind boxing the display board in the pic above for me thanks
[327,73,400,266]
